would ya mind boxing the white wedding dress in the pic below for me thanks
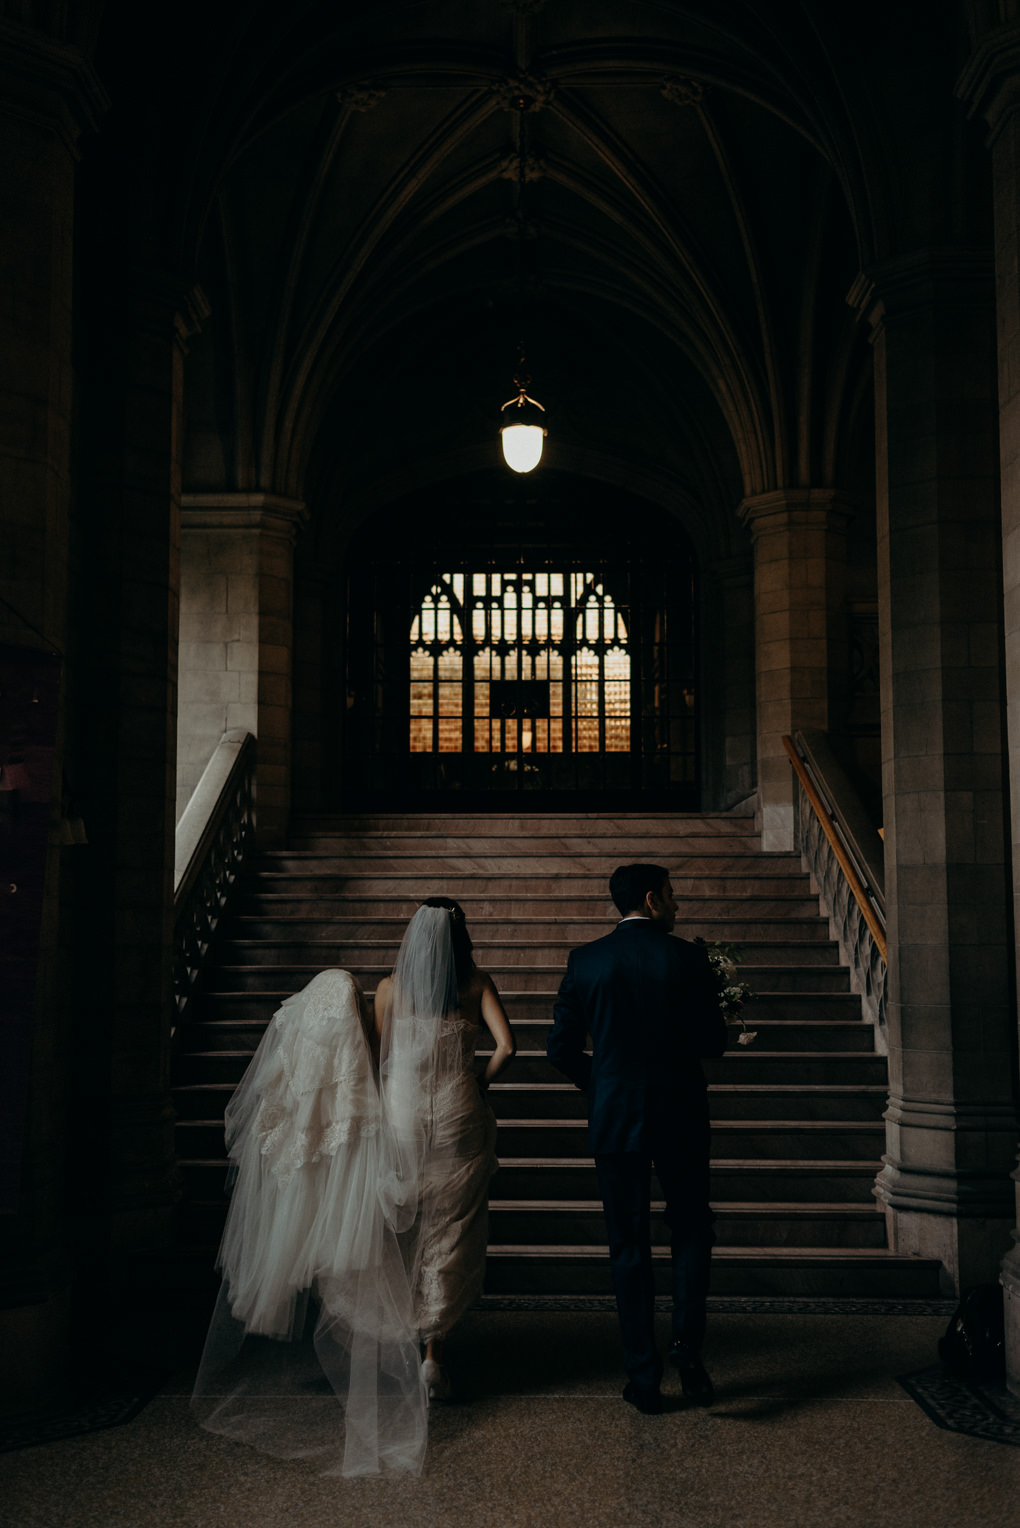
[191,911,497,1477]
[387,1010,498,1343]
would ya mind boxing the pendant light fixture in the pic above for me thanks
[499,88,547,473]
[500,344,547,473]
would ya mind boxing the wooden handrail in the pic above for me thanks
[782,734,887,963]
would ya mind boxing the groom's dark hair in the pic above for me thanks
[609,863,670,917]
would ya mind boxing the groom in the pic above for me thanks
[547,863,727,1414]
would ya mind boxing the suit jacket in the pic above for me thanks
[547,920,727,1154]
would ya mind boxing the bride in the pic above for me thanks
[373,895,515,1402]
[190,897,515,1477]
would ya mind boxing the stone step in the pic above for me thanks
[176,1031,873,1090]
[202,963,851,995]
[223,915,832,942]
[245,873,813,897]
[172,1112,882,1162]
[255,853,801,876]
[273,834,765,858]
[128,1241,943,1305]
[235,895,824,921]
[173,1032,867,1094]
[174,1197,889,1250]
[171,807,900,1300]
[496,1120,885,1160]
[211,939,841,970]
[174,1115,884,1162]
[482,1247,943,1298]
[191,987,865,1026]
[173,1048,887,1095]
[171,1078,887,1123]
[289,813,758,837]
[487,1201,890,1249]
[177,1156,885,1204]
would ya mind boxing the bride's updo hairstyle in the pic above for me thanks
[420,896,475,986]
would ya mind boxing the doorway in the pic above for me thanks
[343,480,698,809]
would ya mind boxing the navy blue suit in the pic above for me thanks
[548,919,727,1389]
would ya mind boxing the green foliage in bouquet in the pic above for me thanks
[702,941,756,1046]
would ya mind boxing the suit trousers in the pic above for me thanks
[594,1112,714,1391]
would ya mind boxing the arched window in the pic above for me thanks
[409,570,630,754]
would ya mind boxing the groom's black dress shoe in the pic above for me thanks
[668,1343,714,1406]
[622,1382,663,1415]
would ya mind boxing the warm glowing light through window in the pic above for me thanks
[409,571,630,754]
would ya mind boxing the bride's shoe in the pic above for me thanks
[421,1357,453,1404]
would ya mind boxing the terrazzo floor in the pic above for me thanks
[1,1305,1017,1528]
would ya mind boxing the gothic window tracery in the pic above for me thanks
[408,570,631,754]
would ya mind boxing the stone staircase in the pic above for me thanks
[171,812,944,1299]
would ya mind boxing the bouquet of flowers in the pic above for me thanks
[702,941,756,1046]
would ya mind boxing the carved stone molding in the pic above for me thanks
[739,487,854,538]
[174,284,211,353]
[848,249,994,339]
[0,17,109,157]
[875,1151,1018,1219]
[181,492,309,544]
[498,148,548,181]
[335,82,387,113]
[501,213,540,241]
[661,77,706,108]
[957,20,1020,143]
[491,72,556,112]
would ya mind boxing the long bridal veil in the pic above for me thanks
[190,967,427,1477]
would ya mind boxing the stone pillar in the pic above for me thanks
[0,21,106,1416]
[738,491,851,850]
[179,495,308,847]
[852,250,1016,1301]
[702,553,755,809]
[959,26,1020,1392]
[73,273,209,1292]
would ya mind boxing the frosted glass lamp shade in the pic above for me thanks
[499,389,547,473]
[501,423,546,473]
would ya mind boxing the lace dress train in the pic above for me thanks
[191,969,427,1477]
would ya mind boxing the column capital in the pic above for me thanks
[738,488,854,538]
[121,272,210,352]
[0,19,109,158]
[181,493,309,543]
[848,249,994,338]
[957,21,1020,145]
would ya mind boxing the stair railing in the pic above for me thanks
[173,729,256,1029]
[782,729,887,1043]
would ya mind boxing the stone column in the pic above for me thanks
[179,495,308,847]
[738,491,852,850]
[702,553,755,810]
[852,250,1016,1301]
[959,26,1020,1392]
[73,273,209,1293]
[0,21,106,1416]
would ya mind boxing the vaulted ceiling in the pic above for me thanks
[90,1,985,563]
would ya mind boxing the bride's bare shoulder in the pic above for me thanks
[460,967,490,1013]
